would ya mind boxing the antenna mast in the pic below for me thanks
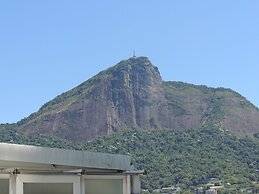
[133,50,136,58]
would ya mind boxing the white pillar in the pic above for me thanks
[123,175,131,194]
[73,176,81,194]
[126,175,131,194]
[80,177,85,194]
[16,176,23,194]
[9,175,16,194]
[9,175,23,194]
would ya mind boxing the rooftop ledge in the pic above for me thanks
[0,143,134,173]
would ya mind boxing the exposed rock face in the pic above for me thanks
[17,57,259,141]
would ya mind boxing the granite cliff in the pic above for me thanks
[17,57,259,141]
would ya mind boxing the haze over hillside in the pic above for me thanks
[14,57,259,141]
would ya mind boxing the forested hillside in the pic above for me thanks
[81,127,259,192]
[1,124,258,192]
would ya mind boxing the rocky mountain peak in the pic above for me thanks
[17,57,259,141]
[85,56,165,137]
[95,56,162,86]
[19,57,166,140]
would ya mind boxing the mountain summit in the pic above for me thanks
[18,57,259,141]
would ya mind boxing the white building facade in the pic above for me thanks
[0,143,144,194]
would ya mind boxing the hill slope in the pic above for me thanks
[81,127,259,191]
[16,56,259,141]
[1,125,258,191]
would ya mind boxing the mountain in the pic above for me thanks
[1,57,259,192]
[16,56,259,141]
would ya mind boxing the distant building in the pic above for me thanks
[0,143,145,194]
[195,187,204,194]
[160,186,181,194]
[205,188,217,194]
[152,189,161,193]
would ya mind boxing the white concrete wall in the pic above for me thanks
[1,174,130,194]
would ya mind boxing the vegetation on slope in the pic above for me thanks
[0,124,258,192]
[80,127,259,192]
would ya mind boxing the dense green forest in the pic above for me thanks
[0,124,258,192]
[80,127,259,192]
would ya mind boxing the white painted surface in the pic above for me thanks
[0,174,130,194]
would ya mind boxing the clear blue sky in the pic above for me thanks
[0,1,258,123]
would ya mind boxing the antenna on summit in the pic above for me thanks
[133,50,136,58]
